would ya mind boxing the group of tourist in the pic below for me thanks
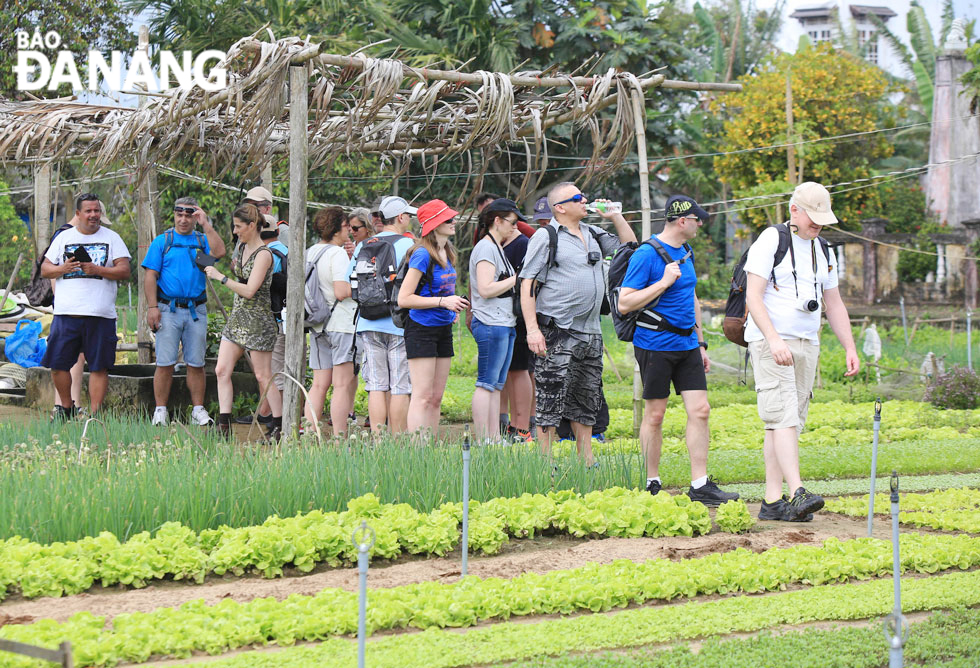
[38,179,859,522]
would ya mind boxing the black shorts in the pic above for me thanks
[404,317,454,359]
[508,321,531,372]
[634,347,706,400]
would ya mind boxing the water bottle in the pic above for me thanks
[587,201,622,215]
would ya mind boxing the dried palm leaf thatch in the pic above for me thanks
[0,35,739,202]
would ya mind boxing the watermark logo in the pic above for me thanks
[14,30,227,93]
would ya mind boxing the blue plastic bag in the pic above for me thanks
[4,319,46,368]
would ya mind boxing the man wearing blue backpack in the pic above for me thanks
[617,195,739,506]
[143,197,226,426]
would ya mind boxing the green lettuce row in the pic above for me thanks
[724,472,980,502]
[826,487,980,516]
[2,533,979,667]
[826,487,980,532]
[188,568,980,668]
[713,500,755,534]
[490,607,980,668]
[0,488,710,602]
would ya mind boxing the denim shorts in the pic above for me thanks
[472,318,515,391]
[155,303,208,367]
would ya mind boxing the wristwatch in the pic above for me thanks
[699,341,708,350]
[221,276,229,285]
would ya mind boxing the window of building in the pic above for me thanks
[858,29,878,64]
[807,26,832,43]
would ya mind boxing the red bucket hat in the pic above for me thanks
[417,199,459,237]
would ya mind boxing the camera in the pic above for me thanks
[797,297,820,313]
[587,251,601,265]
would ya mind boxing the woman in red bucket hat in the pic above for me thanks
[397,199,470,435]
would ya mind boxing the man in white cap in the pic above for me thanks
[345,195,417,433]
[744,181,859,522]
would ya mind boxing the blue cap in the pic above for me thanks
[532,196,552,222]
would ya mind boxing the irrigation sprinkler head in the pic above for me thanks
[890,471,899,501]
[352,520,376,553]
[883,612,909,646]
[462,424,470,451]
[874,398,882,419]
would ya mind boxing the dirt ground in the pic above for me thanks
[0,507,883,627]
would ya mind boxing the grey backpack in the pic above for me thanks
[303,246,333,328]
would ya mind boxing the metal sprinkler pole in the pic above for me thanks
[352,521,376,668]
[900,297,909,348]
[461,425,471,578]
[867,399,882,537]
[884,471,908,668]
[967,310,973,370]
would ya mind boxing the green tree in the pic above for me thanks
[712,43,894,232]
[0,181,35,288]
[0,0,136,99]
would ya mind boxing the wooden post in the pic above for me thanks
[282,65,309,434]
[630,83,651,438]
[261,163,274,216]
[33,163,52,255]
[135,25,156,364]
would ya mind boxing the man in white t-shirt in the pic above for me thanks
[40,193,132,419]
[744,182,859,522]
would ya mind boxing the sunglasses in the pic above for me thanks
[350,224,365,231]
[554,193,587,206]
[174,206,197,214]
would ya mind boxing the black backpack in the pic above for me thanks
[390,249,435,329]
[267,247,288,317]
[541,223,612,315]
[723,223,831,347]
[25,223,73,307]
[607,237,693,342]
[352,236,401,320]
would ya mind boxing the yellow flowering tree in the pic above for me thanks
[712,43,894,232]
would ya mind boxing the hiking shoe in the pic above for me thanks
[686,478,740,507]
[593,433,605,442]
[50,404,77,423]
[758,496,814,522]
[511,428,533,443]
[190,406,212,426]
[152,406,169,426]
[645,479,662,495]
[234,412,272,425]
[786,487,824,520]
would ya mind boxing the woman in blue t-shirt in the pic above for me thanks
[397,199,469,435]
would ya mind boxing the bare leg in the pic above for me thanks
[770,426,803,495]
[329,362,356,436]
[52,370,73,408]
[305,368,333,425]
[680,390,710,482]
[250,350,281,418]
[153,365,175,407]
[388,394,409,434]
[215,339,245,414]
[186,365,206,407]
[763,430,784,502]
[571,421,594,466]
[471,387,494,439]
[640,397,668,479]
[87,370,109,412]
[70,354,84,406]
[505,370,532,430]
[368,390,389,433]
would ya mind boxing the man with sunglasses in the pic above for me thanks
[143,196,226,426]
[618,195,739,506]
[519,182,636,466]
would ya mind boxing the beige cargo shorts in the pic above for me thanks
[748,338,820,433]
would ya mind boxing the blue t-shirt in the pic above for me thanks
[620,236,698,352]
[346,232,416,335]
[408,248,457,327]
[141,229,211,299]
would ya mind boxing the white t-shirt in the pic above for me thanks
[743,225,838,344]
[307,243,357,334]
[45,226,131,319]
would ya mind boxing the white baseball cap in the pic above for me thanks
[378,196,417,220]
[792,182,838,226]
[244,186,273,203]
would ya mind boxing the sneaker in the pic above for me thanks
[234,412,272,425]
[50,404,77,423]
[152,407,169,426]
[786,487,824,520]
[686,477,740,507]
[592,433,605,442]
[758,496,814,522]
[190,406,212,426]
[511,428,533,443]
[645,479,662,495]
[265,425,282,442]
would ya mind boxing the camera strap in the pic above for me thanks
[785,233,821,303]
